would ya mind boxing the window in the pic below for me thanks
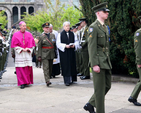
[13,0,19,2]
[27,0,35,2]
[73,2,79,6]
[60,0,68,2]
[0,0,4,2]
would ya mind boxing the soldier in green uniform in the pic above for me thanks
[83,2,112,113]
[128,16,141,106]
[35,36,42,68]
[75,22,83,76]
[38,22,56,87]
[79,18,90,80]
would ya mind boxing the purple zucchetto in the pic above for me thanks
[19,21,26,25]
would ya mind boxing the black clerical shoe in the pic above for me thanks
[128,96,141,106]
[46,82,52,87]
[20,85,25,89]
[84,103,95,113]
[80,76,90,80]
[77,73,83,76]
[65,83,70,86]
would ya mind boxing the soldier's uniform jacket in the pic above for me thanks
[76,30,81,44]
[88,20,112,69]
[38,33,56,60]
[134,29,141,65]
[80,26,88,51]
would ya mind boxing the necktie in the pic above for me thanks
[45,33,50,39]
[23,34,25,45]
[103,24,106,32]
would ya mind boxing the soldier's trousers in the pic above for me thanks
[75,51,79,73]
[89,69,111,113]
[78,50,83,74]
[131,67,141,99]
[42,59,53,82]
[81,50,90,76]
[36,58,42,67]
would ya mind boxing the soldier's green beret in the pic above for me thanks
[75,21,81,27]
[79,17,87,21]
[72,25,76,29]
[79,17,88,23]
[92,2,110,13]
[42,22,50,28]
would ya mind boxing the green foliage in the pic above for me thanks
[22,0,82,33]
[0,11,8,29]
[61,6,83,27]
[79,0,141,77]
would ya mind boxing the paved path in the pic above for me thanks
[0,50,141,113]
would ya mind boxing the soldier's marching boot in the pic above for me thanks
[83,103,95,113]
[128,96,141,106]
[46,81,52,87]
[77,73,83,76]
[80,75,90,80]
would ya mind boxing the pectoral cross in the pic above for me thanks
[23,34,25,45]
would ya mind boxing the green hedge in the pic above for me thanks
[79,0,141,77]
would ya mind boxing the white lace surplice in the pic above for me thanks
[14,46,34,67]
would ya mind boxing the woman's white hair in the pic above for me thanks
[63,21,70,26]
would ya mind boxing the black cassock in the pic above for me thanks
[59,30,77,84]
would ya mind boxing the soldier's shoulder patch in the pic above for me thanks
[135,40,138,42]
[136,33,140,36]
[52,38,55,42]
[89,28,93,32]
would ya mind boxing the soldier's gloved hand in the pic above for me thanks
[38,57,42,62]
[93,65,100,73]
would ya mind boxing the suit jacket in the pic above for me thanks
[38,33,56,60]
[88,20,112,69]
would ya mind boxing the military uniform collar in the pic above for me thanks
[96,20,107,34]
[83,25,87,29]
[97,19,104,25]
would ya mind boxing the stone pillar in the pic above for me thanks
[26,6,28,14]
[18,6,21,21]
[7,13,11,29]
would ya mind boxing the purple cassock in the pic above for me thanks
[11,30,35,86]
